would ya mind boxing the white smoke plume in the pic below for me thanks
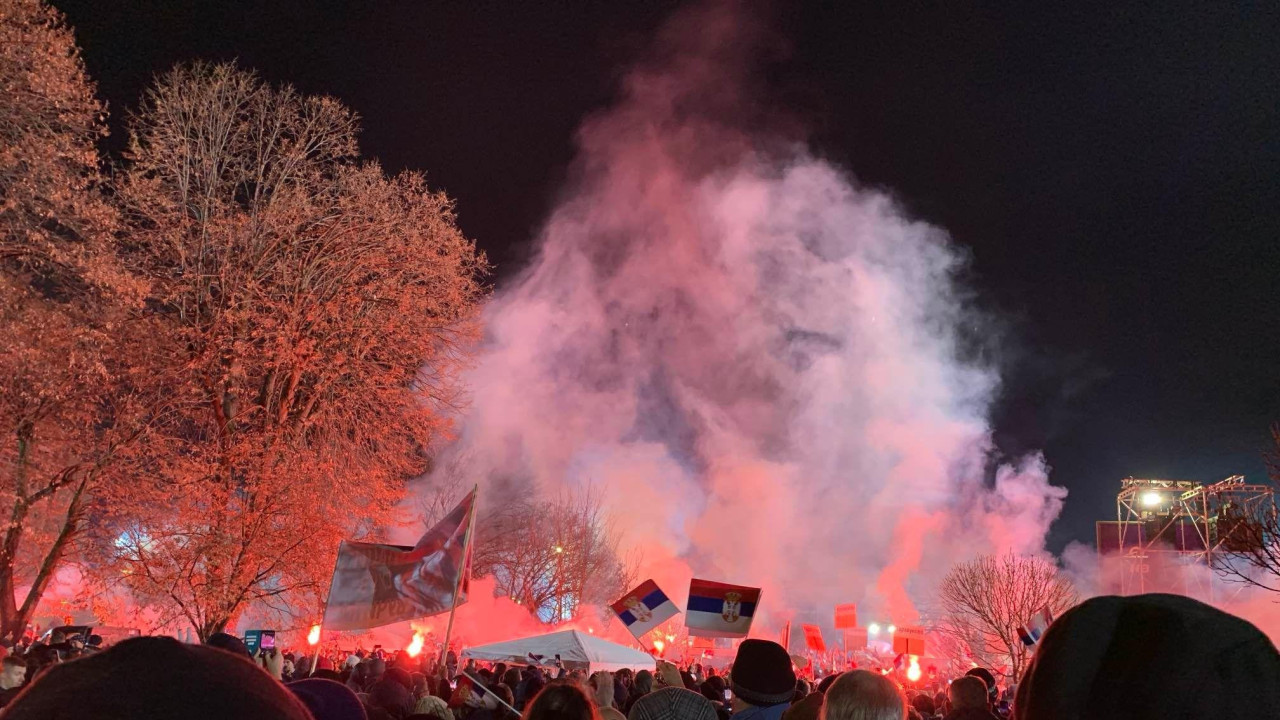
[430,1,1067,627]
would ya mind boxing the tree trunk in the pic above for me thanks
[198,617,230,643]
[12,478,90,639]
[0,499,31,643]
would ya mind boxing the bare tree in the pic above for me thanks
[1211,424,1280,593]
[937,552,1078,682]
[0,0,145,641]
[91,62,486,640]
[470,485,634,621]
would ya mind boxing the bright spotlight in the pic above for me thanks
[868,623,881,635]
[1141,492,1162,508]
[887,625,897,634]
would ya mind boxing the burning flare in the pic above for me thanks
[307,625,321,646]
[407,632,425,658]
[906,656,922,683]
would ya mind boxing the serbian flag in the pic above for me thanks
[1017,626,1036,646]
[323,489,475,631]
[685,579,760,638]
[611,579,679,642]
[1018,606,1055,646]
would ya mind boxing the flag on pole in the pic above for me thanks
[323,489,476,631]
[685,579,761,638]
[611,579,680,642]
[1017,626,1035,646]
[1017,606,1055,646]
[801,624,826,653]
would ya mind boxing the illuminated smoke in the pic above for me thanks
[430,1,1067,626]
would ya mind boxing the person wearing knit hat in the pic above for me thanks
[3,636,314,720]
[729,640,798,720]
[1014,593,1280,719]
[629,687,720,720]
[289,678,370,720]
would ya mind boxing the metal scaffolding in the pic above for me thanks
[1099,476,1276,599]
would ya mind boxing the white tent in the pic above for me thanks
[462,629,656,673]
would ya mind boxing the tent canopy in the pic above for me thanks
[462,629,656,673]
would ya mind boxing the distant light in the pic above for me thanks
[868,623,881,635]
[887,625,897,634]
[554,546,564,554]
[1141,492,1162,508]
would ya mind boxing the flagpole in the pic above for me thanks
[312,541,347,676]
[439,484,478,668]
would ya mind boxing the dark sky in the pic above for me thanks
[56,0,1280,552]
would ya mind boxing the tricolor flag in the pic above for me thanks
[610,579,680,642]
[1017,606,1055,646]
[1017,626,1036,647]
[684,579,761,638]
[323,489,476,631]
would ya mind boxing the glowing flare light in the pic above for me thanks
[906,657,922,682]
[407,632,425,658]
[307,625,321,646]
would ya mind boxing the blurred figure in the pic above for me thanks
[590,671,626,720]
[625,670,654,714]
[0,656,27,707]
[629,687,719,720]
[3,636,313,719]
[525,683,600,720]
[820,670,904,720]
[944,677,995,720]
[288,677,370,720]
[1014,593,1280,719]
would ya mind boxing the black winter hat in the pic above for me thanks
[1015,593,1280,720]
[3,636,313,720]
[731,639,797,707]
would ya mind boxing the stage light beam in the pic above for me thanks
[1141,491,1162,507]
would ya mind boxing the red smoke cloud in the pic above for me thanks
[424,1,1067,631]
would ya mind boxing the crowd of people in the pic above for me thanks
[0,593,1275,718]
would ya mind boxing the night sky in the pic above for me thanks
[56,1,1280,552]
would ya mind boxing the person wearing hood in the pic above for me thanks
[728,640,797,720]
[1014,593,1280,719]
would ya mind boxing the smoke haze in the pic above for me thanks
[430,1,1067,627]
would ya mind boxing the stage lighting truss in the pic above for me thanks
[1101,476,1276,598]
